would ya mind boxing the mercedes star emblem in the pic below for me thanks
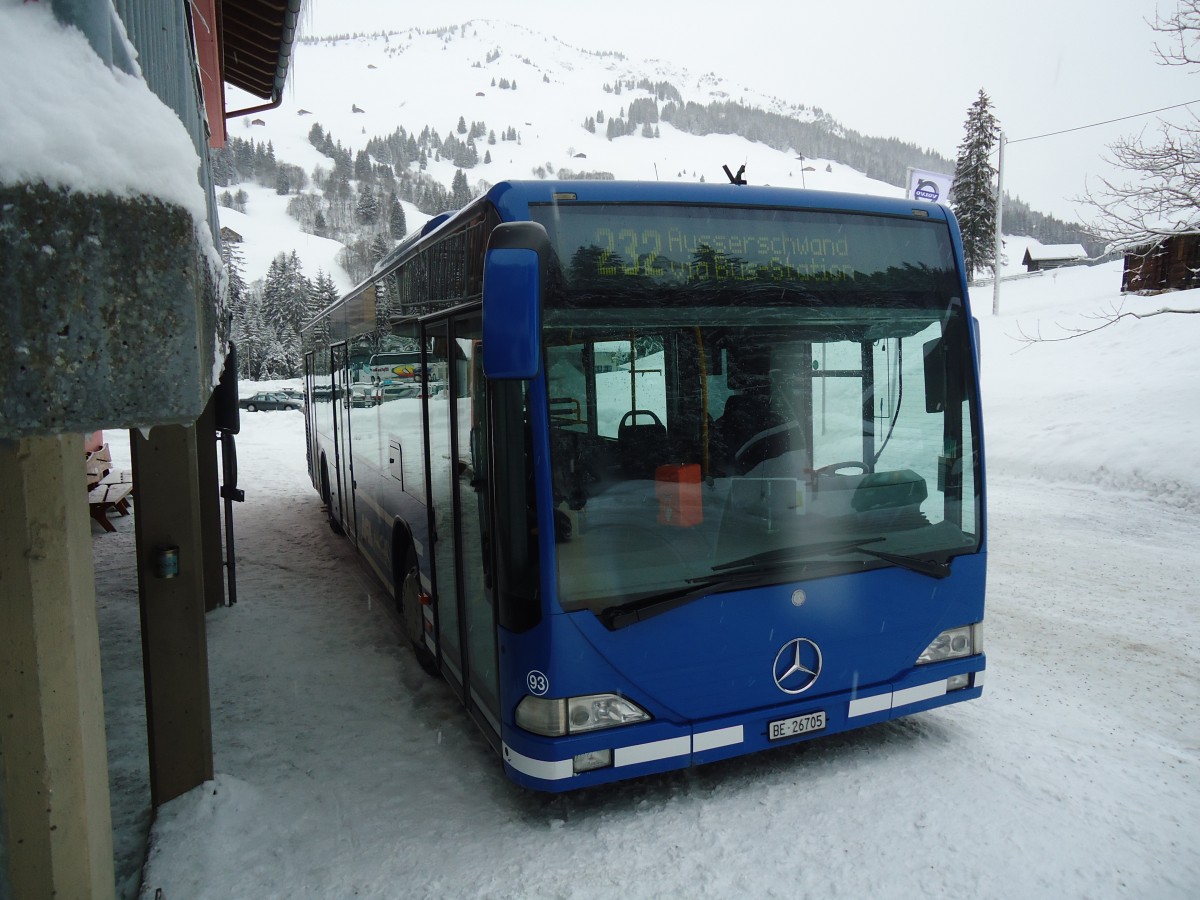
[773,638,823,694]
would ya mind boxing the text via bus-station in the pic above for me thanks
[591,226,855,282]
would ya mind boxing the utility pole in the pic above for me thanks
[992,131,1006,315]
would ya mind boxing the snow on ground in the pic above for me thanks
[981,264,1200,508]
[78,260,1200,899]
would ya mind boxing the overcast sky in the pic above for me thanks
[300,0,1195,224]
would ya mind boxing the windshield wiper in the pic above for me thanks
[600,570,769,630]
[602,542,877,630]
[717,537,950,580]
[836,545,951,579]
[599,539,950,630]
[711,537,886,576]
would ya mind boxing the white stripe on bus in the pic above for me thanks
[693,725,743,753]
[848,675,981,718]
[614,736,691,768]
[847,692,892,718]
[503,726,745,782]
[892,680,947,708]
[502,744,574,781]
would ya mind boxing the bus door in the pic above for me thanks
[331,340,357,540]
[303,350,316,481]
[425,313,500,733]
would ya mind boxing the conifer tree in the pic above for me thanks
[260,251,313,375]
[260,334,292,379]
[309,269,339,350]
[356,186,379,225]
[221,240,252,375]
[232,285,267,380]
[354,149,373,181]
[451,169,471,208]
[951,89,1001,276]
[387,195,407,239]
[310,269,340,319]
[211,145,235,186]
[222,239,247,308]
[370,236,397,342]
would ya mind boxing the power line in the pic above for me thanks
[1008,99,1200,144]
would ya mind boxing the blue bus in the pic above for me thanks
[301,180,986,792]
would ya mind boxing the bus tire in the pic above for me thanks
[399,547,438,676]
[320,459,344,535]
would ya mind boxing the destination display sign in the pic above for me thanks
[531,203,955,291]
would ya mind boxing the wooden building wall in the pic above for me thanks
[1122,234,1200,293]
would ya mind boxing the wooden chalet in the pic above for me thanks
[1121,233,1200,293]
[1021,244,1087,272]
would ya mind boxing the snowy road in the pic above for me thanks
[105,411,1199,899]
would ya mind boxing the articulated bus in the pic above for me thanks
[301,180,986,792]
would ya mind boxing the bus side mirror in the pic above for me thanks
[483,222,549,380]
[214,342,241,434]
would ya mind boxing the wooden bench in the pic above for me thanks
[88,481,133,532]
[85,444,113,489]
[85,443,134,532]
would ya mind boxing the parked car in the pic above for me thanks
[380,382,422,401]
[239,391,302,412]
[348,383,380,407]
[276,387,305,403]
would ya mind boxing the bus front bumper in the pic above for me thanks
[500,656,985,792]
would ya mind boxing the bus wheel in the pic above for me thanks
[399,548,438,676]
[320,460,344,535]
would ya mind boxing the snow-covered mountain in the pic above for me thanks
[218,20,978,290]
[251,20,851,187]
[220,18,1097,302]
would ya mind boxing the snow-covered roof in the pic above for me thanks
[1022,244,1087,262]
[0,4,206,219]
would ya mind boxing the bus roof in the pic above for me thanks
[481,180,950,225]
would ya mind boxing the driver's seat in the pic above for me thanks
[716,392,773,460]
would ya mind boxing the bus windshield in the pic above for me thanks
[533,202,981,621]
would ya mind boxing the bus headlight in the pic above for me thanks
[516,694,651,736]
[916,623,983,664]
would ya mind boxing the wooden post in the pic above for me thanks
[0,434,116,900]
[131,424,214,807]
